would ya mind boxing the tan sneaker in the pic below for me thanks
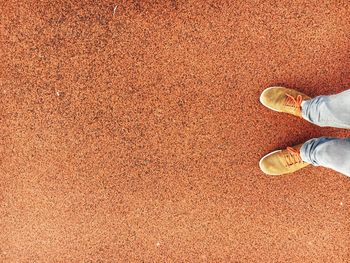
[260,87,311,117]
[259,144,310,175]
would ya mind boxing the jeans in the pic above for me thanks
[300,89,350,177]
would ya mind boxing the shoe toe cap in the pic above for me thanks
[259,150,284,175]
[260,87,282,111]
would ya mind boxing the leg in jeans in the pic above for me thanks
[302,89,350,128]
[300,89,350,176]
[300,137,350,177]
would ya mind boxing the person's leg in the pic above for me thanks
[300,137,350,177]
[302,89,350,128]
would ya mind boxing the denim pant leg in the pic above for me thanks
[300,137,350,177]
[301,89,350,128]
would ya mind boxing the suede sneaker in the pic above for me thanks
[260,87,311,117]
[259,144,310,175]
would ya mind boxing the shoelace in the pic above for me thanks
[284,94,303,115]
[285,147,303,166]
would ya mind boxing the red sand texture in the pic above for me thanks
[1,0,350,262]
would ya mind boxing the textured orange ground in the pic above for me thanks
[1,0,350,262]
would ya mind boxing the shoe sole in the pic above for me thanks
[259,149,282,175]
[259,86,282,112]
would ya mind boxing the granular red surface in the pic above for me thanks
[1,0,350,262]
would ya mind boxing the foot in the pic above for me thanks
[259,144,310,175]
[260,87,311,117]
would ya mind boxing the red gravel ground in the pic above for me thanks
[1,0,350,262]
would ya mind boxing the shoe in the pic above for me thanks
[260,87,311,117]
[259,144,310,175]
